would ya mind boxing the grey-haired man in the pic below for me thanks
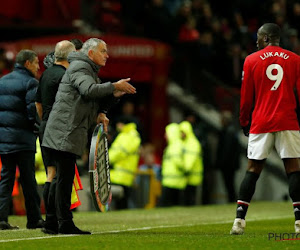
[42,38,136,234]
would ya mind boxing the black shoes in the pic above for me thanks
[1,219,90,234]
[41,220,59,235]
[0,219,44,230]
[41,227,58,235]
[59,226,91,235]
[58,221,91,235]
[0,221,19,230]
[26,219,45,229]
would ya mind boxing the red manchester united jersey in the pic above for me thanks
[240,46,300,133]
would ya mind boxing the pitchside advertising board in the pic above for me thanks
[89,123,112,212]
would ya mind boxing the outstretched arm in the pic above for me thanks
[112,78,136,97]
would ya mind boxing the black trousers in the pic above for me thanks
[39,123,56,168]
[161,187,182,207]
[113,185,130,210]
[46,176,57,223]
[183,185,197,206]
[0,151,41,224]
[51,150,76,224]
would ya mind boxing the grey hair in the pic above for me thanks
[54,40,76,61]
[81,38,106,55]
[15,50,37,66]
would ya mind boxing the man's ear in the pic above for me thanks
[24,60,30,67]
[88,49,94,59]
[263,35,269,43]
[24,60,31,70]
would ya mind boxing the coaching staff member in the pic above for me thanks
[42,38,136,234]
[36,40,76,234]
[0,50,43,230]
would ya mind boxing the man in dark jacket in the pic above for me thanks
[42,38,136,234]
[0,49,43,230]
[36,40,76,234]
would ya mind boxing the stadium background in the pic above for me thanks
[0,0,299,210]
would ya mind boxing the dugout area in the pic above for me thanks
[0,34,172,211]
[0,34,172,155]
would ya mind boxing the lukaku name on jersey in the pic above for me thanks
[260,52,289,60]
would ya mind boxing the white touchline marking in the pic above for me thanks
[0,215,293,243]
[0,234,78,242]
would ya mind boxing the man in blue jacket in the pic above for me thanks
[0,49,44,230]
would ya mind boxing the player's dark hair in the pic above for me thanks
[262,23,281,39]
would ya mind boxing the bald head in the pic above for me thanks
[259,23,281,40]
[257,23,281,50]
[54,40,76,62]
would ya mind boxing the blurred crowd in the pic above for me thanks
[87,0,300,98]
[3,0,300,102]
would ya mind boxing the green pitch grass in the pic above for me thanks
[0,201,299,249]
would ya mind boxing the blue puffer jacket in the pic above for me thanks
[0,64,38,154]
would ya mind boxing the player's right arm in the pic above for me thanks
[239,57,255,130]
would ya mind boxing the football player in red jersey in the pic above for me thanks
[230,23,300,235]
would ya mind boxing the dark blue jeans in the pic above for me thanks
[0,151,42,224]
